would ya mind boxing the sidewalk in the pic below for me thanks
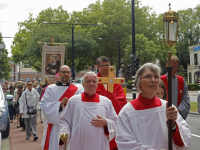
[9,117,44,150]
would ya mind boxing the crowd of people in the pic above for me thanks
[1,79,51,141]
[1,55,192,150]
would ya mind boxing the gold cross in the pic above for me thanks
[98,66,125,93]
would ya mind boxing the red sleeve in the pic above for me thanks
[113,84,127,108]
[172,122,184,146]
[96,90,122,114]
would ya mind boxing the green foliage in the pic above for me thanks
[0,33,11,80]
[178,65,187,80]
[10,0,200,75]
[126,80,132,89]
[188,83,199,91]
[124,34,164,67]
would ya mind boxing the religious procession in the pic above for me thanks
[1,0,200,150]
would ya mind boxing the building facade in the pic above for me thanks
[187,44,200,84]
[8,61,41,83]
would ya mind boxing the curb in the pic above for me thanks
[189,112,199,115]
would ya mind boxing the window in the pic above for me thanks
[194,54,198,65]
[189,72,192,83]
[194,71,199,83]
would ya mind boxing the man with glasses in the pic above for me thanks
[40,65,81,150]
[161,56,190,120]
[59,72,117,150]
[96,56,127,150]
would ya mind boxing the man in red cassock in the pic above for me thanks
[96,56,127,150]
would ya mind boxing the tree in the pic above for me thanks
[178,65,187,80]
[0,33,11,80]
[124,34,161,66]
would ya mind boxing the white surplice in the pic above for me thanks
[116,100,191,150]
[40,84,81,150]
[59,94,118,150]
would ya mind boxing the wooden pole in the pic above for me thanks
[166,51,173,150]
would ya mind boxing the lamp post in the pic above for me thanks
[131,0,136,99]
[163,4,179,150]
[43,22,102,81]
[98,38,121,77]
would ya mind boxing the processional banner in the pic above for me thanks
[41,43,65,84]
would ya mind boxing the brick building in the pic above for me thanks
[8,61,41,83]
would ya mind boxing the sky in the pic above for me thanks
[0,0,199,57]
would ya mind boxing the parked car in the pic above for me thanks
[76,77,83,84]
[73,83,84,93]
[0,86,10,138]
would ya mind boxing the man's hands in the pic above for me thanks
[91,115,107,127]
[60,97,69,107]
[166,102,177,128]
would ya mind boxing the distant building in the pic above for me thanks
[7,61,41,83]
[187,44,200,84]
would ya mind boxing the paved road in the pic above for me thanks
[1,117,44,150]
[186,114,200,150]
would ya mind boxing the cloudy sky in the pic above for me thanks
[0,0,199,56]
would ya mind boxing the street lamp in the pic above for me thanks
[43,22,102,81]
[98,38,121,77]
[163,4,179,150]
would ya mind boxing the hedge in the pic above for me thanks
[188,83,199,91]
[126,80,132,89]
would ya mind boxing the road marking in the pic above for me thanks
[191,134,200,138]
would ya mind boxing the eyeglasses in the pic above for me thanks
[60,71,70,74]
[84,80,97,84]
[140,74,159,80]
[100,64,109,68]
[27,84,32,86]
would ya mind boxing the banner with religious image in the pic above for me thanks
[41,43,65,83]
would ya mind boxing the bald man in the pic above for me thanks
[40,65,81,150]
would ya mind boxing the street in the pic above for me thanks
[187,114,200,150]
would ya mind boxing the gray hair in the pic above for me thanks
[134,63,160,91]
[83,72,97,83]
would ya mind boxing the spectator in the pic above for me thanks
[19,81,40,141]
[155,79,167,100]
[3,84,9,96]
[14,84,24,128]
[6,86,15,123]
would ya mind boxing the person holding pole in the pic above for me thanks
[115,63,191,149]
[161,56,190,120]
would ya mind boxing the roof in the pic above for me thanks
[20,68,37,73]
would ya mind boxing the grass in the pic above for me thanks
[190,102,198,113]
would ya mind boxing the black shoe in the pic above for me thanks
[41,121,43,123]
[33,134,38,141]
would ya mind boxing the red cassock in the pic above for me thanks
[96,72,127,150]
